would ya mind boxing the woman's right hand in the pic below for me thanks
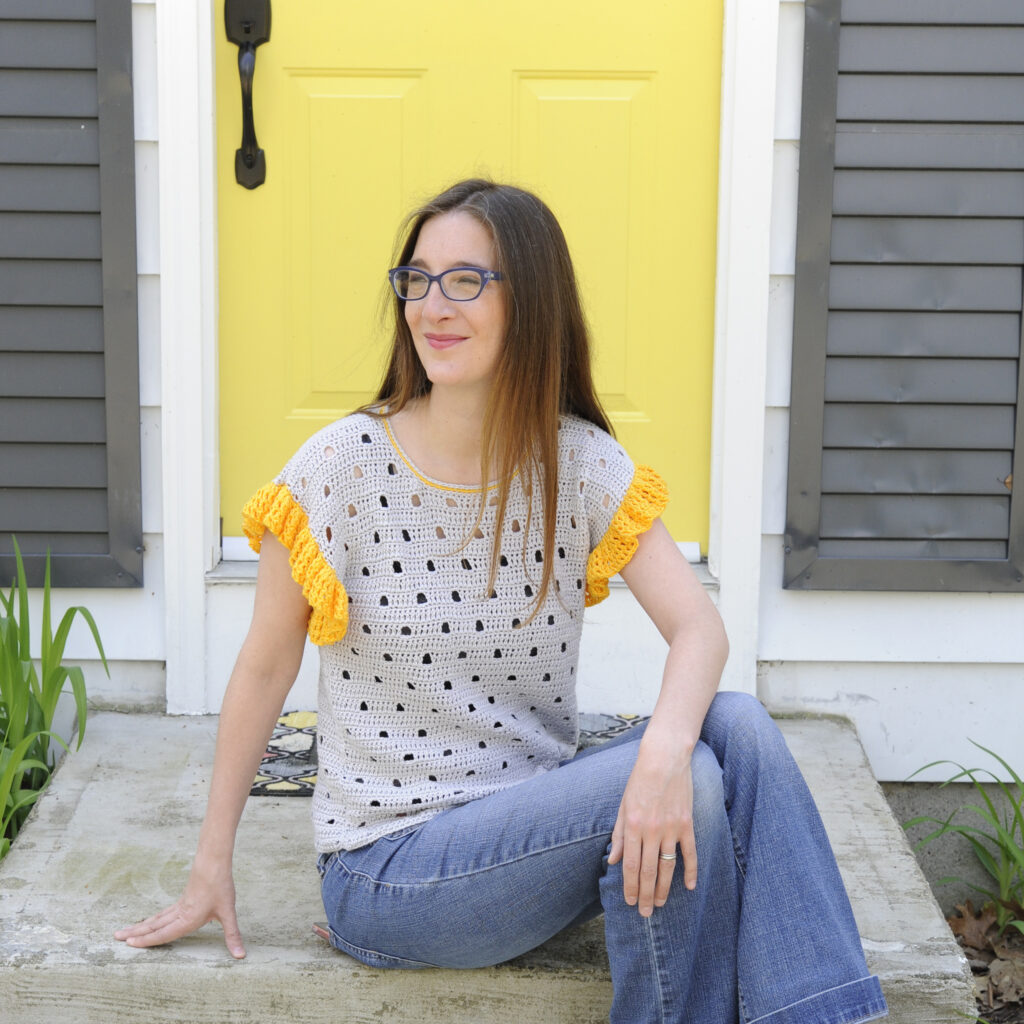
[114,535,310,961]
[115,854,246,958]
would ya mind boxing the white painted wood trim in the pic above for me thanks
[708,0,781,694]
[156,0,220,713]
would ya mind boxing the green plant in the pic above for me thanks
[0,537,108,859]
[905,740,1024,937]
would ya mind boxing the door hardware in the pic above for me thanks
[225,0,271,188]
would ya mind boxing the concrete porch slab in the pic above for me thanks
[0,712,972,1023]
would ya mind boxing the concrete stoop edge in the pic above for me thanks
[0,712,974,1023]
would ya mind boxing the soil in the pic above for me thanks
[948,902,1024,1024]
[980,1008,1024,1024]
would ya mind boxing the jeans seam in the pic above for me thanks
[327,922,435,969]
[644,910,669,1024]
[745,976,885,1024]
[334,828,613,888]
[738,980,751,1024]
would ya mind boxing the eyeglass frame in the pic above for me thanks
[387,265,504,302]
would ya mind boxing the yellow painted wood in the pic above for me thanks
[216,1,722,550]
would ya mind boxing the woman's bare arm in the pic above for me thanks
[608,519,729,917]
[115,535,310,957]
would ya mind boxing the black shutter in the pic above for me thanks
[0,0,142,587]
[785,0,1024,590]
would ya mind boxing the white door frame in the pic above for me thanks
[156,0,220,713]
[708,0,780,694]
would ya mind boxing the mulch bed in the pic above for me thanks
[949,901,1024,1023]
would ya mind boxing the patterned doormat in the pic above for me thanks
[250,711,319,796]
[250,710,649,796]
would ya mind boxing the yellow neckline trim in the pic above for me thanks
[382,416,501,494]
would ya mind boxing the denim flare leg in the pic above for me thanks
[317,692,888,1024]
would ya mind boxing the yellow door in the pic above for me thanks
[215,1,722,551]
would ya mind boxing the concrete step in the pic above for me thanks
[0,712,972,1023]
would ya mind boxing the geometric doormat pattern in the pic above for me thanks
[249,710,319,796]
[250,710,649,797]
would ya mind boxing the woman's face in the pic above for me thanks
[403,211,507,397]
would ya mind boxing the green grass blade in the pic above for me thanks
[48,605,109,689]
[971,739,1024,791]
[12,538,30,662]
[0,733,50,826]
[989,820,1024,877]
[65,666,88,749]
[69,605,109,676]
[905,758,963,782]
[0,540,101,861]
[1,766,51,845]
[904,813,948,832]
[40,549,52,683]
[1,661,32,750]
[956,879,1000,905]
[0,618,17,726]
[39,665,67,732]
[46,609,76,686]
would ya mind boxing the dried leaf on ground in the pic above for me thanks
[995,938,1024,965]
[991,958,1024,1004]
[950,900,1000,954]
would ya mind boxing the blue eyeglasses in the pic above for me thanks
[388,266,503,302]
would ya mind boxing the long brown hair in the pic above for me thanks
[369,179,611,616]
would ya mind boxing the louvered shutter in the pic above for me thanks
[0,0,142,587]
[785,0,1024,590]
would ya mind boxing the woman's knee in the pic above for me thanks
[702,692,785,760]
[690,741,727,839]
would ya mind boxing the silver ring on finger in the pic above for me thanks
[659,851,677,862]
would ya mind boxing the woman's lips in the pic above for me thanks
[425,334,466,350]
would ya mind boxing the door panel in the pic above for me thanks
[216,1,722,549]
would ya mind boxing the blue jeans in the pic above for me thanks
[316,692,888,1024]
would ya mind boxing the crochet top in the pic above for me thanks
[242,412,667,852]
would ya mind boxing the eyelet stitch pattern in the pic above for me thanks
[241,413,667,853]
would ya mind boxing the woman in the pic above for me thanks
[116,180,887,1023]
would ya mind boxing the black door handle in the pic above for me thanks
[225,0,271,189]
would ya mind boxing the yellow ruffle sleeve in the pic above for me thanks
[241,482,349,646]
[584,465,669,606]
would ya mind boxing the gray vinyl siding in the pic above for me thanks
[785,0,1024,590]
[0,0,142,588]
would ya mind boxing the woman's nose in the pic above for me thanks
[422,280,454,319]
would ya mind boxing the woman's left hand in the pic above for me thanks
[607,737,698,916]
[611,520,727,916]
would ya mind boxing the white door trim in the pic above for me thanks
[156,0,220,713]
[708,0,781,694]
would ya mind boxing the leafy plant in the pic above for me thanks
[1,537,108,859]
[905,741,1024,937]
